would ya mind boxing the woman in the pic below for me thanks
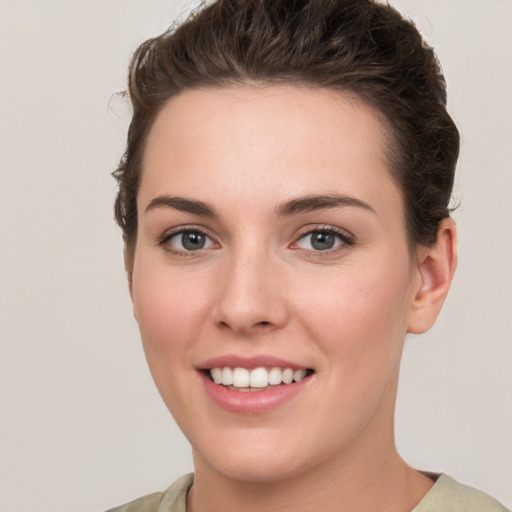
[108,0,507,510]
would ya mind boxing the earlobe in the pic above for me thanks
[125,249,135,301]
[124,248,138,320]
[127,271,138,321]
[407,218,457,334]
[127,279,139,322]
[128,278,134,301]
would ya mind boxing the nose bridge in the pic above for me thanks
[214,240,287,334]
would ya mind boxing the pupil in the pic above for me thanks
[182,232,205,250]
[311,232,334,250]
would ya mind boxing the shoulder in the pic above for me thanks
[105,473,194,512]
[414,474,509,512]
[105,492,164,512]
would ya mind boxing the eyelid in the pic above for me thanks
[290,225,355,254]
[157,225,220,256]
[156,223,354,258]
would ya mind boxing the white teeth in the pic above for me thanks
[221,367,233,386]
[211,367,222,384]
[209,366,310,388]
[268,367,283,385]
[233,367,250,387]
[293,369,307,382]
[282,368,294,384]
[249,367,269,388]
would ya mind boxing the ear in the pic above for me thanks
[407,218,457,334]
[126,274,139,322]
[128,277,134,301]
[124,252,137,319]
[124,248,135,299]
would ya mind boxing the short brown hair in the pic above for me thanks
[113,0,459,273]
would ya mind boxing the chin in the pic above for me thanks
[201,450,307,484]
[191,426,330,484]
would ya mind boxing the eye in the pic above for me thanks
[161,229,217,253]
[294,228,353,252]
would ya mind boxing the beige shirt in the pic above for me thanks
[106,473,508,512]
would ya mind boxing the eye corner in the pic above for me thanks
[290,225,356,256]
[157,226,220,257]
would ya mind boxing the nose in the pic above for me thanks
[212,246,289,337]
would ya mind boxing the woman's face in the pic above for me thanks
[131,86,424,482]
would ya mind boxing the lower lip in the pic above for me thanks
[200,372,312,414]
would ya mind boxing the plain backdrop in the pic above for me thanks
[1,1,511,511]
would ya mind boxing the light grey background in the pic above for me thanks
[1,1,511,511]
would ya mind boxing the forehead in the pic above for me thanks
[139,85,400,215]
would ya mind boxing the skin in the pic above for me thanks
[130,86,457,512]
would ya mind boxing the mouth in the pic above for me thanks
[204,366,315,392]
[198,358,315,413]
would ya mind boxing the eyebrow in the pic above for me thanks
[275,194,376,217]
[144,193,376,218]
[145,196,218,217]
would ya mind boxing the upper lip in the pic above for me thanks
[197,354,310,371]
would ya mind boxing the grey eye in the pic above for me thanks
[296,230,346,251]
[310,231,336,250]
[167,230,215,251]
[181,232,206,250]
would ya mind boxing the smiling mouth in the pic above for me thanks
[205,367,314,391]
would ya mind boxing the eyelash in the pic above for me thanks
[158,227,216,258]
[157,225,355,258]
[292,226,355,258]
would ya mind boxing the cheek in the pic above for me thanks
[130,265,214,423]
[293,262,412,371]
[131,264,211,363]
